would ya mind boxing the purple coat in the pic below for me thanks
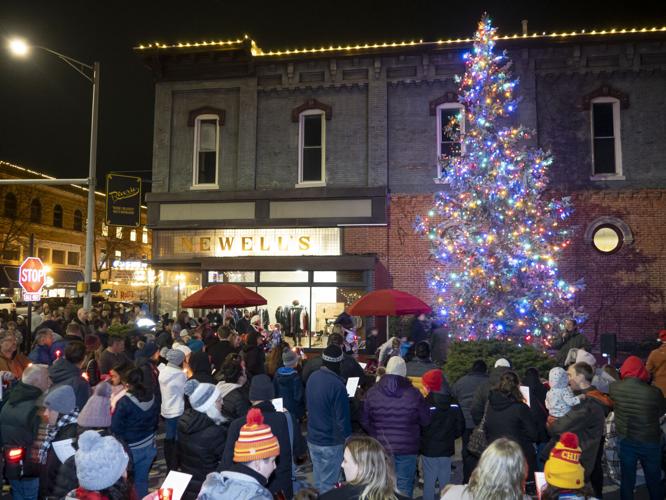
[360,374,431,455]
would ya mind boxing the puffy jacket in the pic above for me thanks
[646,344,666,397]
[217,382,251,421]
[273,367,305,419]
[0,381,43,477]
[222,401,293,499]
[420,392,464,457]
[609,377,666,443]
[158,363,187,418]
[306,367,352,447]
[470,366,510,424]
[198,465,273,500]
[484,390,538,473]
[452,371,488,429]
[111,393,159,448]
[545,386,611,481]
[178,408,227,497]
[360,374,431,455]
[48,358,91,411]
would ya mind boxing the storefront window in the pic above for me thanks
[260,271,308,283]
[208,271,255,283]
[159,270,201,318]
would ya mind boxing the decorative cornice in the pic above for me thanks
[187,106,226,126]
[291,98,333,122]
[429,91,460,115]
[581,85,630,110]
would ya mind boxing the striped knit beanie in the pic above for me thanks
[233,408,280,462]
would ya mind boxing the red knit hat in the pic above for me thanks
[233,408,280,462]
[422,369,444,393]
[659,330,666,342]
[620,356,649,383]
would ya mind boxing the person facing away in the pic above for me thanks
[273,347,305,420]
[609,355,666,500]
[541,432,597,500]
[319,435,410,500]
[546,367,583,420]
[645,329,666,397]
[198,408,278,500]
[98,334,130,375]
[48,341,91,412]
[158,348,187,472]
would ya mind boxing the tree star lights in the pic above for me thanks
[415,15,584,345]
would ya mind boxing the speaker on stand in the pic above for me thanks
[600,333,617,366]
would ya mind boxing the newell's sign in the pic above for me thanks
[106,174,141,227]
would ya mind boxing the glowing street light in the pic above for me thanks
[8,38,29,57]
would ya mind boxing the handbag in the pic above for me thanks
[467,401,489,457]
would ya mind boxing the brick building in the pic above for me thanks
[138,26,666,348]
[0,160,152,304]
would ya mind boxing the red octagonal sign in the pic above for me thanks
[19,257,46,297]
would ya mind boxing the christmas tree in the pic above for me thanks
[416,16,584,344]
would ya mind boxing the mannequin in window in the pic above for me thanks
[289,301,304,347]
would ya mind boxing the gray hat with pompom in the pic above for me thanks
[75,430,129,491]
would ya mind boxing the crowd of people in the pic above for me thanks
[0,301,664,500]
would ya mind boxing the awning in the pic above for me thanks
[0,266,84,289]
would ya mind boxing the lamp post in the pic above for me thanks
[8,38,99,311]
[175,274,184,315]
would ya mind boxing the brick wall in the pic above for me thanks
[345,190,666,346]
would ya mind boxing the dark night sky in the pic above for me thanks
[1,0,665,190]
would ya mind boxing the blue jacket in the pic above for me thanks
[111,393,159,449]
[305,367,351,446]
[28,345,53,365]
[274,367,305,419]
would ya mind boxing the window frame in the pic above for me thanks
[130,229,137,242]
[590,96,624,180]
[3,192,17,218]
[73,209,83,231]
[191,114,220,189]
[53,205,63,228]
[436,102,465,179]
[30,198,41,223]
[297,109,326,187]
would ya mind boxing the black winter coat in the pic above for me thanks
[243,345,266,378]
[208,340,237,371]
[48,358,91,411]
[420,392,464,457]
[0,382,43,477]
[221,401,293,499]
[552,331,590,366]
[484,390,538,474]
[218,383,251,421]
[452,371,489,429]
[302,353,365,385]
[40,422,78,498]
[178,409,227,497]
[470,366,510,424]
[609,377,666,444]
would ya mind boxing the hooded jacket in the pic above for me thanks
[306,367,352,447]
[111,393,159,449]
[48,357,91,411]
[274,367,305,419]
[484,390,538,471]
[646,343,666,397]
[198,464,272,500]
[158,363,187,418]
[420,392,465,457]
[360,374,431,455]
[222,401,293,499]
[217,381,251,421]
[178,408,227,496]
[609,360,666,443]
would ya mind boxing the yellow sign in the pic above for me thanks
[160,228,341,258]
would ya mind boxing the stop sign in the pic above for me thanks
[19,257,46,294]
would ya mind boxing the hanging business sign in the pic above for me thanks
[105,173,141,227]
[155,228,341,258]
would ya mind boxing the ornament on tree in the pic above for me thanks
[416,15,585,344]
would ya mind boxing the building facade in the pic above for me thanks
[139,27,666,348]
[0,160,152,304]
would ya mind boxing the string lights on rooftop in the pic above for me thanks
[134,26,666,57]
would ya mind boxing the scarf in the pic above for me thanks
[39,410,79,464]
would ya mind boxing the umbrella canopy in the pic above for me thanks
[347,289,432,316]
[181,284,267,309]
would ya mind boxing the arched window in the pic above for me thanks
[73,210,83,231]
[30,198,41,223]
[53,205,63,228]
[4,192,17,218]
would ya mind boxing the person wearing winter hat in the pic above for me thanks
[66,430,131,498]
[609,356,665,500]
[494,357,511,368]
[419,369,464,500]
[361,346,431,497]
[222,374,295,498]
[81,334,101,387]
[199,408,278,500]
[134,340,161,401]
[243,330,266,378]
[575,349,615,393]
[470,357,512,425]
[40,385,80,498]
[158,347,187,472]
[77,381,112,429]
[646,329,666,397]
[305,344,351,494]
[0,364,49,499]
[274,347,305,420]
[177,379,227,497]
[541,432,595,499]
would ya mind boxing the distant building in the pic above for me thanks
[137,26,666,348]
[0,160,152,304]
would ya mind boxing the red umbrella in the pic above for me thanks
[348,289,432,316]
[181,284,267,309]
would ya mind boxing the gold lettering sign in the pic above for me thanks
[169,228,340,257]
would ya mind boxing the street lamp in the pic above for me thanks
[7,38,100,310]
[175,274,185,314]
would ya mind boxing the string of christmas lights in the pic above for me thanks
[415,15,585,346]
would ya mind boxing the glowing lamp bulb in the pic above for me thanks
[8,38,29,57]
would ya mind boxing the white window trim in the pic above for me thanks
[191,114,220,189]
[296,109,326,188]
[436,103,465,180]
[590,97,625,181]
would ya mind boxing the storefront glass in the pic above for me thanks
[159,270,201,318]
